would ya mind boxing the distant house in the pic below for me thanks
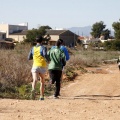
[0,23,28,42]
[0,32,6,40]
[78,34,116,50]
[9,30,28,42]
[46,29,78,47]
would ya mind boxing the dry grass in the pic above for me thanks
[0,44,32,92]
[67,48,120,67]
[0,44,120,98]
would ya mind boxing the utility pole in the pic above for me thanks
[82,32,83,36]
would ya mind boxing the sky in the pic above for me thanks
[0,0,120,30]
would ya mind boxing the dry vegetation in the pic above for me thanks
[0,44,120,99]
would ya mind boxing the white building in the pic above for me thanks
[0,23,28,42]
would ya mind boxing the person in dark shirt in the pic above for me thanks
[51,39,70,95]
[47,39,66,99]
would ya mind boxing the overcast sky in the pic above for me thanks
[0,0,119,30]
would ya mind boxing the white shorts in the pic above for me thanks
[31,67,46,74]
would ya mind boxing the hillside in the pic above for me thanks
[68,26,92,36]
[68,26,114,36]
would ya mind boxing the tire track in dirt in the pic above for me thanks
[61,64,120,99]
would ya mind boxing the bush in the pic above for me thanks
[0,44,32,92]
[104,40,120,51]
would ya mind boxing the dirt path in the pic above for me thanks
[0,64,120,120]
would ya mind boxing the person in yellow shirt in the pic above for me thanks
[28,35,48,100]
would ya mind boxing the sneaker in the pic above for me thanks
[53,96,59,99]
[31,90,35,100]
[48,95,59,99]
[39,97,44,100]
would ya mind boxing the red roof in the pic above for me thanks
[78,36,85,40]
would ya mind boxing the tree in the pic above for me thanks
[104,40,120,51]
[38,26,51,35]
[25,25,51,43]
[103,41,112,50]
[91,21,110,39]
[101,29,111,40]
[26,28,39,42]
[112,19,120,40]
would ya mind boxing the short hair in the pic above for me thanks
[59,39,63,44]
[36,35,43,43]
[56,39,62,47]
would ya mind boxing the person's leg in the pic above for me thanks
[32,72,38,90]
[119,65,120,71]
[31,72,38,100]
[59,67,64,95]
[39,73,45,100]
[55,80,60,97]
[54,70,62,98]
[61,72,63,83]
[48,70,62,98]
[49,70,55,84]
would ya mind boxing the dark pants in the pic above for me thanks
[119,65,120,71]
[49,70,62,97]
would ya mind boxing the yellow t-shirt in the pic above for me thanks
[33,46,46,67]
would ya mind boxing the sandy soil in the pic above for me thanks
[0,64,120,120]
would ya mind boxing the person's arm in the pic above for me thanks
[28,48,33,60]
[64,47,70,61]
[42,46,50,62]
[60,46,70,61]
[61,52,66,67]
[47,50,51,62]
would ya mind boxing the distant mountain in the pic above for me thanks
[68,26,92,36]
[68,26,114,37]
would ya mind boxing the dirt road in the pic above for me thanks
[0,64,120,120]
